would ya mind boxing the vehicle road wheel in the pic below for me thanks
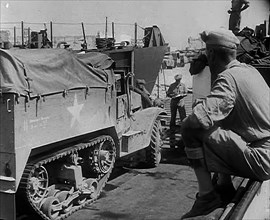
[40,196,61,220]
[145,119,162,167]
[27,166,49,204]
[55,191,73,213]
[93,138,116,174]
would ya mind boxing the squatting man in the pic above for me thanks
[180,28,270,219]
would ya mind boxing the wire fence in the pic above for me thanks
[0,21,146,49]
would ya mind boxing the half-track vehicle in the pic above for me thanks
[0,27,167,219]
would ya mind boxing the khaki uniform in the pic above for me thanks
[183,60,270,181]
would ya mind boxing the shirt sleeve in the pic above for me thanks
[192,73,236,129]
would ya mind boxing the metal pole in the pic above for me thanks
[21,21,24,47]
[14,26,16,46]
[134,22,137,47]
[163,67,167,94]
[105,17,108,39]
[81,22,87,50]
[112,22,114,40]
[28,27,31,48]
[157,67,160,98]
[50,21,53,48]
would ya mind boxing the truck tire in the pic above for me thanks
[145,119,162,167]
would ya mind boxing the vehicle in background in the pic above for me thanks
[0,26,167,220]
[162,51,186,69]
[162,51,176,69]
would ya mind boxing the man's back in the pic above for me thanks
[220,61,270,142]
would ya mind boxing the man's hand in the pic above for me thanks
[241,2,249,11]
[181,114,201,135]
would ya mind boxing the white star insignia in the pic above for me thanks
[67,94,84,127]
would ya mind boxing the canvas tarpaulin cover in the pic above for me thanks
[0,49,114,97]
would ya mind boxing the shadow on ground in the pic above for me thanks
[160,145,190,166]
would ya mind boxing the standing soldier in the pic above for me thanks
[228,0,250,35]
[167,73,187,147]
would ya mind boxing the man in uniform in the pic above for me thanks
[181,28,270,219]
[167,73,187,147]
[228,0,250,35]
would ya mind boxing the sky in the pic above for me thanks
[1,0,270,49]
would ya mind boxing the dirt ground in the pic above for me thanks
[66,145,198,220]
[65,67,196,220]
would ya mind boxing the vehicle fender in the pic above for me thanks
[130,107,166,148]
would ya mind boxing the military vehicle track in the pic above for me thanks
[18,135,116,220]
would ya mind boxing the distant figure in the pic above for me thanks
[135,79,153,109]
[228,0,250,35]
[167,73,187,147]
